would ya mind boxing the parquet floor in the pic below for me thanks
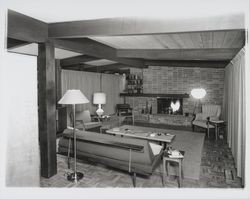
[41,122,243,188]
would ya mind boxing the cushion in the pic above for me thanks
[84,122,101,130]
[193,120,215,129]
[149,142,163,156]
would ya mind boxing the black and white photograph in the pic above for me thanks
[0,0,249,198]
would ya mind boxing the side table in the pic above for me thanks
[208,120,226,140]
[162,150,185,188]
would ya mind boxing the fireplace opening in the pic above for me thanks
[157,98,183,115]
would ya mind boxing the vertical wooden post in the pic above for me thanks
[55,59,62,103]
[38,41,57,178]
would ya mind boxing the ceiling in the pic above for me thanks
[5,0,247,73]
[90,30,245,49]
[3,0,247,22]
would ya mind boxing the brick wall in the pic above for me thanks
[126,66,225,114]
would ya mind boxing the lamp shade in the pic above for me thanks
[93,92,106,104]
[191,88,206,99]
[58,89,89,104]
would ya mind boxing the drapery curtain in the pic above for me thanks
[223,47,245,185]
[61,70,122,115]
[101,73,122,114]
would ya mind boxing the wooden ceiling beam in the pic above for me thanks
[83,63,129,72]
[7,37,30,49]
[144,60,229,68]
[48,14,244,38]
[8,10,48,42]
[60,55,99,67]
[52,38,145,68]
[117,48,241,61]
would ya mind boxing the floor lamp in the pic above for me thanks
[58,89,89,182]
[191,88,206,114]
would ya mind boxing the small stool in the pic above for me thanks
[162,150,185,188]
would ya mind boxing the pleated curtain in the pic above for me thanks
[223,47,246,186]
[61,70,122,115]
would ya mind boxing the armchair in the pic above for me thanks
[116,103,134,125]
[192,105,221,138]
[71,110,102,131]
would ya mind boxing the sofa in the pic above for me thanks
[58,128,163,186]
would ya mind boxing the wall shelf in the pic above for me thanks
[120,93,189,98]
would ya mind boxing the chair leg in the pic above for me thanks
[192,125,195,132]
[162,160,166,187]
[131,172,136,187]
[178,161,182,188]
[207,128,210,138]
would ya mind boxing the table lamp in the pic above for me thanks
[58,89,89,182]
[93,92,106,117]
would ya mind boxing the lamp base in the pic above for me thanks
[67,172,84,182]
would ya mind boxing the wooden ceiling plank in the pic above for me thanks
[60,55,99,66]
[168,34,186,48]
[179,33,195,48]
[222,31,239,48]
[201,32,213,48]
[8,10,48,42]
[189,33,203,48]
[52,38,145,68]
[230,31,245,48]
[222,30,245,48]
[117,48,241,60]
[48,14,244,38]
[212,31,226,48]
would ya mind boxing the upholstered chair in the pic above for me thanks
[116,104,134,125]
[71,110,102,131]
[192,104,221,137]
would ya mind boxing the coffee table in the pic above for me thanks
[106,125,175,149]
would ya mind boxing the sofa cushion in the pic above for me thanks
[60,129,155,165]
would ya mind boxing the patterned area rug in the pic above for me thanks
[42,126,242,188]
[119,125,205,180]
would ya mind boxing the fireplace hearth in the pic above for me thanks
[157,98,183,115]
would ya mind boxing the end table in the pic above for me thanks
[162,150,185,188]
[208,120,226,140]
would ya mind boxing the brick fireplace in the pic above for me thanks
[123,66,225,126]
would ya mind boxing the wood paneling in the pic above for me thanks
[8,10,48,42]
[38,42,57,178]
[90,30,245,50]
[48,14,244,38]
[117,48,241,60]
